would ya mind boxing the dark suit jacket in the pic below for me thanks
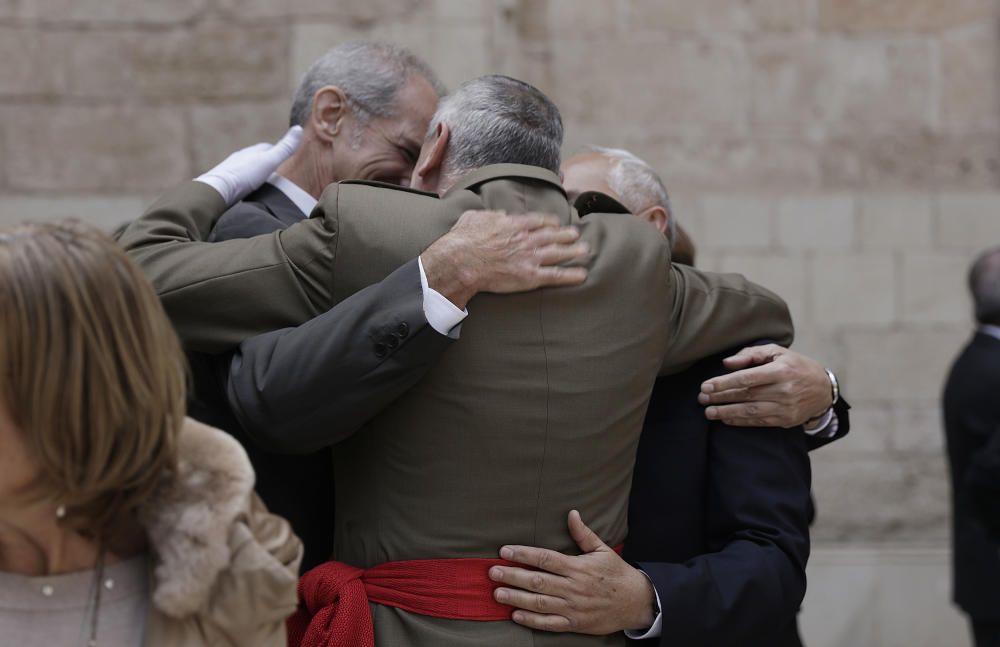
[625,352,813,646]
[208,183,305,240]
[191,184,452,571]
[968,424,1000,544]
[943,331,1000,620]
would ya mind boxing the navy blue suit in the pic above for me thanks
[625,350,848,646]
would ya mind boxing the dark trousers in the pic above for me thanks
[973,619,1000,647]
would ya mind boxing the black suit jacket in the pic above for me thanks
[943,331,1000,620]
[208,183,305,240]
[968,423,1000,544]
[191,183,452,571]
[625,352,815,646]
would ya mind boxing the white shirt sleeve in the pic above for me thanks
[803,407,837,437]
[623,571,663,640]
[418,256,469,339]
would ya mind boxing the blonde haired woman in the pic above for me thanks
[0,221,301,645]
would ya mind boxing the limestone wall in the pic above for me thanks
[0,1,996,642]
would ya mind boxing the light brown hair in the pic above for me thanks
[0,221,185,540]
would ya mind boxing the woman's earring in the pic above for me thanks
[55,505,66,519]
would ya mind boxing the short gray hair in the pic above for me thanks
[589,147,676,244]
[289,41,445,128]
[970,246,1000,325]
[427,75,563,178]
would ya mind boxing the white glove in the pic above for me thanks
[195,125,303,207]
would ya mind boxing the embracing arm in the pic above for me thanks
[118,182,332,353]
[216,208,591,452]
[224,259,454,453]
[695,343,853,447]
[117,128,334,352]
[661,264,794,375]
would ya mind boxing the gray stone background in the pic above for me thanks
[1,0,997,644]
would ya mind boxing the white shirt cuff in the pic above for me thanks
[623,571,663,640]
[418,256,469,339]
[803,407,837,437]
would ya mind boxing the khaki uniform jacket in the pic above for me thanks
[121,165,793,647]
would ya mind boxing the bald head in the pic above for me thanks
[970,246,1000,325]
[561,152,617,203]
[562,150,695,264]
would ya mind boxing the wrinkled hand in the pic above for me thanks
[195,125,303,207]
[488,510,655,635]
[698,344,832,428]
[421,210,589,310]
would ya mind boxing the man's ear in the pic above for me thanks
[415,122,450,181]
[639,205,669,234]
[310,86,349,145]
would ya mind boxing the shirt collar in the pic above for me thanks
[444,164,565,197]
[267,173,317,217]
[979,324,1000,341]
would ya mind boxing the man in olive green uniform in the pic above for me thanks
[119,75,793,646]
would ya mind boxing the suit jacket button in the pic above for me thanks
[397,322,409,338]
[386,335,399,350]
[374,343,386,358]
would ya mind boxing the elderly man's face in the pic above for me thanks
[333,75,440,187]
[561,153,619,205]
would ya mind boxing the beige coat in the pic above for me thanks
[141,418,302,646]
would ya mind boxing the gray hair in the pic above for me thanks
[427,75,563,179]
[969,246,1000,325]
[289,41,445,128]
[589,146,676,244]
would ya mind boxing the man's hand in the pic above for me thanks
[488,510,655,635]
[421,210,589,310]
[698,344,832,428]
[195,125,303,207]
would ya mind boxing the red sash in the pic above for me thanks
[287,546,624,647]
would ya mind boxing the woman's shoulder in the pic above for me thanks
[140,418,302,646]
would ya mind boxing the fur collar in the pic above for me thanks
[138,418,255,618]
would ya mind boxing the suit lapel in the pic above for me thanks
[246,184,307,228]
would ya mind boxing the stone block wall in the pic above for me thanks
[1,0,996,560]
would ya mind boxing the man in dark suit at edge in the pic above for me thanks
[943,246,1000,647]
